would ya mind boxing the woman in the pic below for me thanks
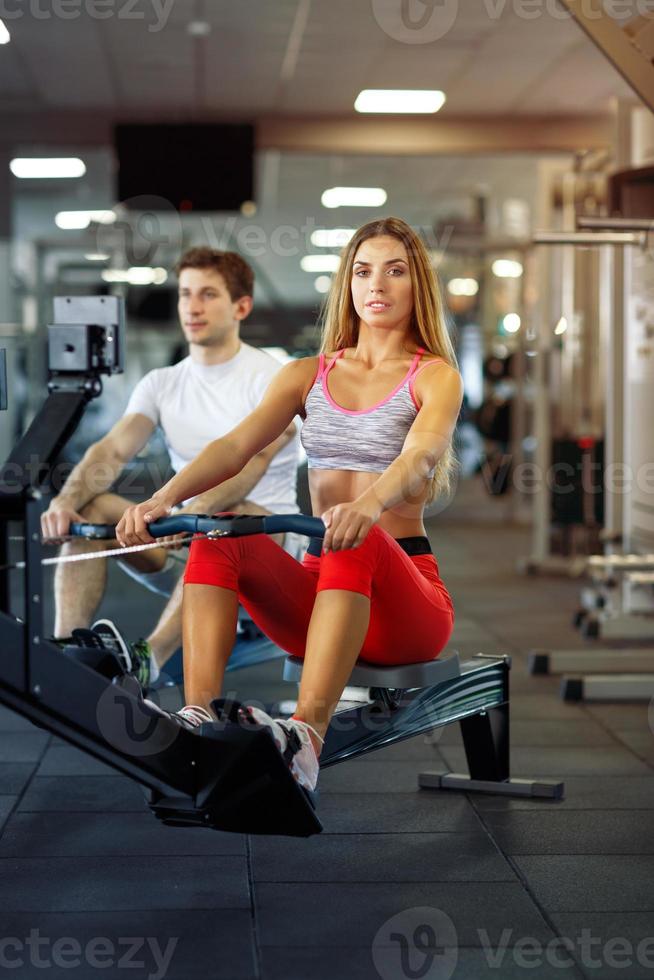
[117,217,464,792]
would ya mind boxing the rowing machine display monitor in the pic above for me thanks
[48,295,125,392]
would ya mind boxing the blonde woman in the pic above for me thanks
[117,217,464,792]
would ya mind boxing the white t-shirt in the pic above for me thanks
[123,344,299,514]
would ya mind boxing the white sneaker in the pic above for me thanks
[143,700,214,732]
[237,705,323,792]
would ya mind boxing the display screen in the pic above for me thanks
[115,123,255,212]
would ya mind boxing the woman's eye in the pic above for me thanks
[388,267,404,276]
[354,269,369,277]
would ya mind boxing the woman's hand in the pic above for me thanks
[321,494,382,553]
[115,497,173,547]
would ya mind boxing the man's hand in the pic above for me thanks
[116,497,173,547]
[41,500,85,543]
[321,494,382,553]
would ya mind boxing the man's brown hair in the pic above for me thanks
[175,247,254,301]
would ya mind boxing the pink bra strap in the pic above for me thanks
[406,347,426,380]
[316,352,327,381]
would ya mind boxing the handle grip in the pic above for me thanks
[69,513,326,541]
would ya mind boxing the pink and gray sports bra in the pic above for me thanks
[300,347,442,473]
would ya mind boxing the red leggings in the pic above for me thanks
[184,525,454,666]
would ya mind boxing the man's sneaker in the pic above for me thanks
[237,705,323,792]
[91,620,156,688]
[143,700,214,732]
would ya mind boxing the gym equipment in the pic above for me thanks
[0,296,564,842]
[526,203,654,700]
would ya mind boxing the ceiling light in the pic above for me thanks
[321,187,387,209]
[310,228,355,248]
[447,278,479,297]
[102,267,168,285]
[354,89,446,114]
[85,253,110,261]
[554,316,568,336]
[503,313,521,334]
[314,275,332,294]
[492,259,523,278]
[10,158,86,179]
[0,19,10,44]
[300,255,341,273]
[55,210,116,230]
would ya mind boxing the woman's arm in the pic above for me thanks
[322,362,463,551]
[362,361,464,513]
[116,357,316,546]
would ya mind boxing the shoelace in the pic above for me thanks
[178,705,214,727]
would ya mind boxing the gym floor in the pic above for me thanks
[1,477,652,980]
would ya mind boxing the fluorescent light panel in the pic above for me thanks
[0,18,10,44]
[102,267,167,285]
[300,255,341,273]
[314,275,332,294]
[321,187,387,209]
[11,158,86,179]
[56,210,116,230]
[355,89,445,114]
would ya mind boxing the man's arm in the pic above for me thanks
[41,413,155,538]
[183,423,296,515]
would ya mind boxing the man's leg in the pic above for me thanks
[146,573,184,670]
[144,499,277,672]
[54,492,168,636]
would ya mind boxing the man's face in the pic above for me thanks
[177,267,251,347]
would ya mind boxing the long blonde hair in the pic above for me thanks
[320,217,459,501]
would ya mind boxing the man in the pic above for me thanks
[41,247,299,684]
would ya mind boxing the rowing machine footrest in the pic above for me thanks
[146,705,322,837]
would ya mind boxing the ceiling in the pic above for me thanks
[2,0,639,333]
[0,0,634,116]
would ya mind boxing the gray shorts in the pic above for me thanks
[116,531,306,598]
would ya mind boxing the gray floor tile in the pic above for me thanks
[586,704,653,732]
[0,856,250,911]
[513,856,654,912]
[36,745,117,777]
[0,811,246,857]
[260,946,584,980]
[319,757,442,793]
[318,792,480,833]
[0,909,256,979]
[0,705,38,732]
[19,776,149,812]
[251,831,515,882]
[0,731,50,763]
[255,882,556,947]
[0,795,16,833]
[438,745,651,777]
[613,731,654,766]
[0,763,37,795]
[480,811,654,855]
[551,913,654,980]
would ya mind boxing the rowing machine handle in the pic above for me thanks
[69,513,326,540]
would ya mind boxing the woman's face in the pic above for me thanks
[351,235,414,333]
